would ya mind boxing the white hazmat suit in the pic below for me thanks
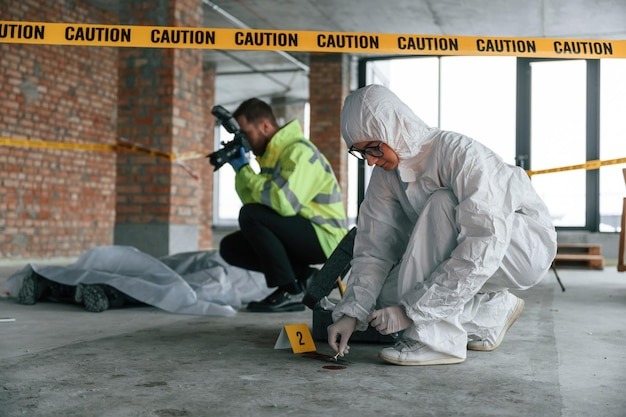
[332,85,557,360]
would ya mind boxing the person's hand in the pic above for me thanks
[327,316,356,356]
[367,305,412,335]
[228,146,249,172]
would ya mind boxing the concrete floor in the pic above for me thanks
[1,264,625,417]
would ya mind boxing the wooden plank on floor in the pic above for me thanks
[554,253,605,270]
[557,243,602,255]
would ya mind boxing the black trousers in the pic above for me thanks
[219,203,327,289]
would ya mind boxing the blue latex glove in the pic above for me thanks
[228,146,249,172]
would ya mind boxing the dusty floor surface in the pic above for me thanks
[1,265,625,417]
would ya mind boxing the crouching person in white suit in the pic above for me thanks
[328,84,557,366]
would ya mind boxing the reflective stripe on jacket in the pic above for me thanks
[235,120,348,257]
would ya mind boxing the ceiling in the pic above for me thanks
[85,0,626,107]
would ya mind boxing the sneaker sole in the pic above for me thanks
[468,297,525,352]
[17,275,38,305]
[378,351,465,366]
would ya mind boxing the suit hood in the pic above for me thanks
[340,84,436,162]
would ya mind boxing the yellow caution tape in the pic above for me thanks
[115,141,175,161]
[2,136,624,179]
[526,157,626,177]
[0,136,114,153]
[0,136,205,163]
[1,21,626,59]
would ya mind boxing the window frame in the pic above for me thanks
[357,56,606,232]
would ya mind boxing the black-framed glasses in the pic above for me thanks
[348,143,384,160]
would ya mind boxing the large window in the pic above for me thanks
[389,57,439,127]
[529,60,587,227]
[518,58,626,231]
[600,59,626,232]
[355,55,516,213]
[440,56,516,165]
[213,56,626,234]
[387,56,516,164]
[213,124,262,226]
[359,56,626,233]
[214,124,242,226]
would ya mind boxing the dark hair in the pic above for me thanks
[233,98,278,128]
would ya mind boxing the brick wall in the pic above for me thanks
[0,2,119,259]
[115,0,210,256]
[115,0,176,226]
[170,0,205,227]
[309,53,350,208]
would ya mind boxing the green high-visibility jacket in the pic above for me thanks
[235,120,348,257]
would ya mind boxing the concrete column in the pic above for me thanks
[308,53,350,209]
[114,0,207,257]
[199,63,216,250]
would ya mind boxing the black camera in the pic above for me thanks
[207,105,252,171]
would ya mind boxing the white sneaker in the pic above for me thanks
[378,338,465,366]
[467,296,525,351]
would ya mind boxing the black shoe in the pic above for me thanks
[75,284,128,313]
[17,273,42,305]
[18,273,78,305]
[247,288,305,312]
[17,272,63,305]
[76,284,110,312]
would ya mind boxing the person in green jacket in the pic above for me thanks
[219,98,348,312]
